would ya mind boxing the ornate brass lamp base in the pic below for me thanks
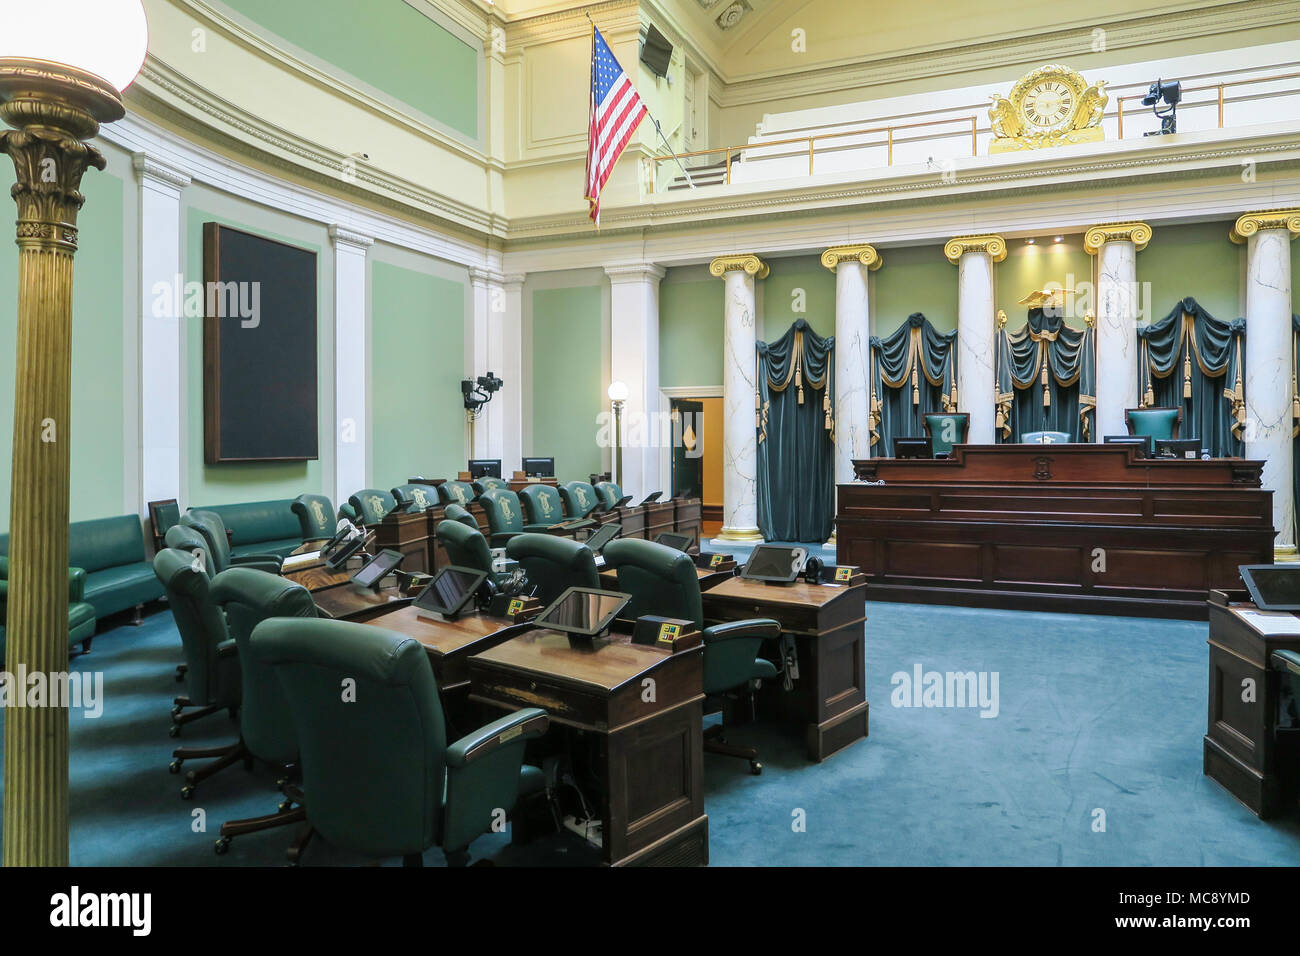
[0,58,122,867]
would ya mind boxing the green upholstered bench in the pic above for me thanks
[0,559,102,661]
[192,499,304,559]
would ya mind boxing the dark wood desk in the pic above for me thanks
[363,605,531,693]
[702,575,869,762]
[468,628,707,867]
[598,563,734,592]
[838,444,1274,619]
[1204,588,1300,817]
[373,509,429,574]
[508,477,559,494]
[674,497,702,550]
[643,501,676,542]
[309,581,411,622]
[597,506,645,539]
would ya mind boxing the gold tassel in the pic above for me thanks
[911,366,919,405]
[1144,385,1154,407]
[795,364,803,404]
[1183,351,1192,399]
[1041,362,1050,409]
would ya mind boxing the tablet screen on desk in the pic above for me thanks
[741,544,807,583]
[412,565,486,617]
[654,532,693,552]
[351,549,404,588]
[1240,564,1300,611]
[325,534,365,569]
[535,587,630,637]
[584,523,621,554]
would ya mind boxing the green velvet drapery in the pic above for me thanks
[995,306,1096,442]
[1136,297,1245,457]
[869,313,959,457]
[756,319,835,543]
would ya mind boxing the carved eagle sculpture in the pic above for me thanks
[1017,287,1076,308]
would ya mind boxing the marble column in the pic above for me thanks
[605,263,666,500]
[944,235,1006,444]
[710,254,767,542]
[1086,222,1151,439]
[1233,210,1300,556]
[822,244,881,484]
[329,226,373,505]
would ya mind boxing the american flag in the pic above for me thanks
[585,26,646,226]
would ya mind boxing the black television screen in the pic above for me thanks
[468,459,502,479]
[640,23,673,78]
[1155,438,1202,459]
[522,456,555,477]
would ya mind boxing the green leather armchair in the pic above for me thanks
[505,534,599,605]
[438,481,477,508]
[559,481,600,519]
[1021,430,1071,444]
[348,489,397,526]
[1126,406,1182,443]
[923,412,970,458]
[391,484,438,513]
[291,494,336,541]
[518,484,565,527]
[472,476,510,497]
[593,481,623,510]
[338,501,360,523]
[435,520,495,576]
[602,538,780,774]
[153,548,243,794]
[443,503,479,530]
[166,524,215,576]
[182,511,283,575]
[250,616,548,866]
[478,488,527,546]
[0,557,95,663]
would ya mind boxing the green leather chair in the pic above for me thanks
[593,481,623,510]
[348,489,397,526]
[1021,430,1071,444]
[478,488,528,546]
[207,567,318,856]
[437,481,477,508]
[338,501,360,523]
[197,499,304,558]
[518,484,565,527]
[602,538,780,774]
[923,412,970,458]
[251,616,548,866]
[559,481,600,519]
[391,484,438,513]
[166,524,215,576]
[505,534,599,606]
[436,520,495,576]
[153,548,244,793]
[182,511,283,575]
[443,503,479,530]
[0,557,95,664]
[1126,407,1182,443]
[291,494,336,541]
[471,476,510,497]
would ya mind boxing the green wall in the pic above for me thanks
[531,285,604,480]
[760,254,835,341]
[218,0,479,139]
[660,266,723,389]
[183,201,328,508]
[1141,220,1241,324]
[872,244,957,335]
[368,255,468,487]
[0,163,128,533]
[997,238,1092,330]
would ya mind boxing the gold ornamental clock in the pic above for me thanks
[988,64,1107,153]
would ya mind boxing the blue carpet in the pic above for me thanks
[2,592,1299,866]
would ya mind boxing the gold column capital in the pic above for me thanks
[708,254,769,279]
[821,243,882,272]
[1084,221,1152,253]
[944,234,1007,264]
[1230,209,1300,244]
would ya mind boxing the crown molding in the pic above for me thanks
[329,225,375,250]
[132,152,193,191]
[1229,208,1300,242]
[1084,221,1152,253]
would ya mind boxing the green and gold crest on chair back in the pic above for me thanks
[923,413,970,458]
[472,476,509,497]
[1125,407,1182,442]
[437,480,477,508]
[559,481,599,519]
[593,481,623,509]
[519,484,563,527]
[292,494,335,540]
[392,484,437,513]
[478,489,525,546]
[348,489,396,526]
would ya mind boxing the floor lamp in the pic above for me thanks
[608,381,628,486]
[0,1,148,866]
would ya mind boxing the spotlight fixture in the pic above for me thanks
[462,372,503,420]
[1025,238,1036,245]
[1141,79,1181,135]
[1053,236,1063,243]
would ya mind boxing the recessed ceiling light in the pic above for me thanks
[1025,238,1036,244]
[1053,236,1063,243]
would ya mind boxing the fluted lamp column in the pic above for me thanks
[0,1,149,866]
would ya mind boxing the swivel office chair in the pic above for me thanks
[153,549,244,792]
[602,538,780,774]
[558,481,600,519]
[348,489,397,526]
[505,534,599,606]
[251,617,548,866]
[443,503,479,530]
[479,488,528,547]
[291,494,336,542]
[391,483,438,513]
[435,519,496,577]
[207,567,319,858]
[592,481,623,510]
[182,510,283,575]
[518,484,566,528]
[923,412,970,458]
[438,480,477,508]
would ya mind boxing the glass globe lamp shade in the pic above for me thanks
[0,0,149,93]
[607,381,629,403]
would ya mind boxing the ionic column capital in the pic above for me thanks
[709,254,768,279]
[821,243,882,272]
[944,235,1007,264]
[1230,209,1300,244]
[1084,221,1152,253]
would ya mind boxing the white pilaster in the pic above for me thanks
[329,225,373,507]
[710,255,767,542]
[501,275,525,472]
[822,245,879,483]
[1087,223,1151,439]
[605,263,666,499]
[133,153,191,512]
[1235,211,1300,555]
[946,235,1006,445]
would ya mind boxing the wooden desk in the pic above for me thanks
[373,509,429,574]
[508,476,559,494]
[838,444,1274,619]
[642,501,676,542]
[1204,588,1300,817]
[468,628,707,867]
[674,497,702,550]
[597,506,645,539]
[310,581,411,622]
[363,606,530,693]
[702,575,868,762]
[598,563,734,592]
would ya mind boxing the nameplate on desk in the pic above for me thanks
[834,566,853,582]
[632,615,698,651]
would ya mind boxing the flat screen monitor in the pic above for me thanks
[325,533,366,569]
[522,456,555,478]
[1239,565,1300,611]
[637,491,663,505]
[741,544,808,583]
[320,523,354,558]
[894,438,930,459]
[468,459,502,479]
[535,587,630,637]
[351,548,404,589]
[583,523,622,554]
[1104,434,1152,456]
[1155,438,1202,459]
[655,532,693,552]
[412,565,487,618]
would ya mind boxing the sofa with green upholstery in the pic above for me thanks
[192,499,304,559]
[0,558,96,662]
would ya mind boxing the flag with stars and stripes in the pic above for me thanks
[585,25,646,226]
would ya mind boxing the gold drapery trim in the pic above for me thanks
[759,328,833,445]
[1140,311,1246,439]
[876,325,957,411]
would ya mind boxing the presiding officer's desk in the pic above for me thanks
[702,573,869,762]
[1204,588,1300,818]
[838,443,1274,619]
[468,622,708,867]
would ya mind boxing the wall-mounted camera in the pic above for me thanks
[462,371,504,419]
[1142,79,1181,136]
